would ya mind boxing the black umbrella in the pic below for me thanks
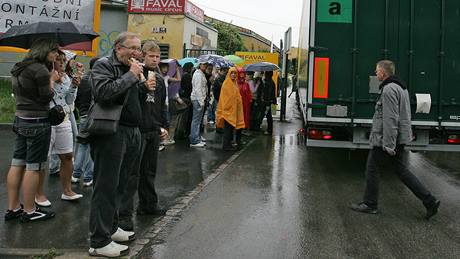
[244,62,280,72]
[0,21,99,49]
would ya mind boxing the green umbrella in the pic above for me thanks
[224,55,244,64]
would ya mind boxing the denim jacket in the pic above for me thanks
[50,74,77,115]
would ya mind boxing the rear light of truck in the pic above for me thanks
[308,129,332,140]
[447,135,460,144]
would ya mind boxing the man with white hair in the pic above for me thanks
[89,32,144,257]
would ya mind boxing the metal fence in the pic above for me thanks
[182,44,227,58]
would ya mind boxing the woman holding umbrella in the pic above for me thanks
[216,67,245,151]
[5,39,60,222]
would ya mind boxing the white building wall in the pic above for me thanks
[183,16,218,54]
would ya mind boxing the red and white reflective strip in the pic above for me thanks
[308,129,332,140]
[447,135,460,144]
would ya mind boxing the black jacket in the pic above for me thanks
[180,72,192,99]
[259,78,277,106]
[11,59,54,118]
[138,68,168,134]
[75,72,92,116]
[212,73,226,101]
[91,51,142,127]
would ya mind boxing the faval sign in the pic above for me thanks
[128,0,185,14]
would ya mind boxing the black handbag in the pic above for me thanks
[86,90,130,136]
[172,99,188,114]
[49,99,65,126]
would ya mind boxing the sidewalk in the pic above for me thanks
[0,85,302,258]
[0,125,251,258]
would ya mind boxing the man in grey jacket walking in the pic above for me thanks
[351,60,440,220]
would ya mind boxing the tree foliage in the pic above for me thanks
[212,22,246,55]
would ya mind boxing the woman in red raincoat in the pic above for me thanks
[236,68,252,129]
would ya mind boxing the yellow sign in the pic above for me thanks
[235,52,279,67]
[235,51,280,94]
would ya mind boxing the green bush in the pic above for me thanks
[0,79,15,123]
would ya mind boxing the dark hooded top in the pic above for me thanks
[11,59,54,118]
[379,75,406,90]
[138,68,169,134]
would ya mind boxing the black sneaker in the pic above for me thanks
[20,207,55,223]
[425,199,440,220]
[350,202,378,214]
[4,204,24,221]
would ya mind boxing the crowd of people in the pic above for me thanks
[3,32,278,257]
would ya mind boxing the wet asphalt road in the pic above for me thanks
[0,95,460,258]
[138,101,460,259]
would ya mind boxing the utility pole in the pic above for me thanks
[280,27,292,121]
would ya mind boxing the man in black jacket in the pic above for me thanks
[119,40,168,231]
[88,32,144,258]
[258,71,277,134]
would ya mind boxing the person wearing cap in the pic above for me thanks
[189,61,208,147]
[36,50,83,206]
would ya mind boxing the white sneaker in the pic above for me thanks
[164,139,175,146]
[88,241,129,257]
[83,180,93,187]
[71,176,79,183]
[200,136,207,142]
[190,142,206,148]
[158,145,165,151]
[111,227,135,242]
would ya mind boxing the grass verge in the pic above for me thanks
[0,79,14,123]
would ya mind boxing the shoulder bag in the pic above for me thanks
[85,89,130,136]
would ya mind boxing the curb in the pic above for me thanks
[0,123,12,130]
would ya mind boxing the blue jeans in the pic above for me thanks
[189,100,204,144]
[11,117,51,171]
[73,117,93,182]
[49,154,60,174]
[207,98,217,122]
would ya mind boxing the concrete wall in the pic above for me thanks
[128,14,185,59]
[98,5,128,58]
[0,4,128,77]
[183,16,218,57]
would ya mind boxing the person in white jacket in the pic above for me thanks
[189,62,208,147]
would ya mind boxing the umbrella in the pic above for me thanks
[197,54,234,67]
[244,62,280,72]
[224,55,244,64]
[178,57,197,67]
[0,21,99,49]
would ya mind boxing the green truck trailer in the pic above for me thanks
[296,0,460,151]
